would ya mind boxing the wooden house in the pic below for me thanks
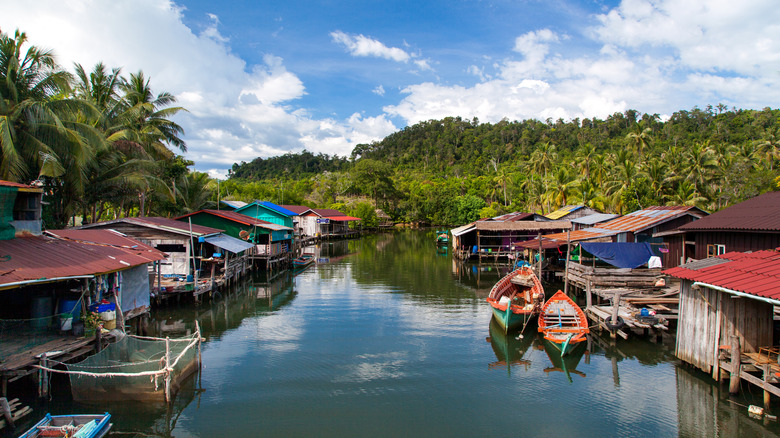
[375,209,393,228]
[79,217,224,277]
[669,191,780,263]
[277,205,314,237]
[281,206,360,239]
[176,209,293,269]
[664,250,780,402]
[235,201,295,229]
[450,212,571,261]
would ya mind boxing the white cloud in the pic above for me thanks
[330,30,410,62]
[373,85,386,96]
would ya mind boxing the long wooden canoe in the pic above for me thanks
[538,290,589,357]
[486,266,545,333]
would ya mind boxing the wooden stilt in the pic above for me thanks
[729,336,741,395]
[0,397,13,428]
[165,337,171,403]
[563,231,571,295]
[764,363,772,409]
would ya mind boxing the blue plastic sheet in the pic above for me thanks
[579,242,655,269]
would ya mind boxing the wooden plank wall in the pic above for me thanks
[676,280,773,373]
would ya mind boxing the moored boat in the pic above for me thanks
[436,230,449,245]
[292,253,315,268]
[18,413,112,438]
[486,266,544,333]
[538,290,589,357]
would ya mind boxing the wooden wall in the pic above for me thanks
[676,280,773,373]
[693,231,780,259]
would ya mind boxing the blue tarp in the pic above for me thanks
[579,242,655,269]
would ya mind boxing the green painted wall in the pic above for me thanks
[235,203,293,228]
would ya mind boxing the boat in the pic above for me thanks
[486,266,545,334]
[538,290,589,357]
[292,253,315,268]
[18,413,112,438]
[436,230,449,245]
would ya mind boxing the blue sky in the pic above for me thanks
[2,0,779,178]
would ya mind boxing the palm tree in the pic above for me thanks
[626,124,652,157]
[0,30,98,182]
[544,167,579,210]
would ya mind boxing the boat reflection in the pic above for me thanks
[487,317,535,375]
[541,337,588,383]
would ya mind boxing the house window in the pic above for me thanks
[156,244,186,253]
[707,244,726,257]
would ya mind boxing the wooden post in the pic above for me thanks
[729,336,741,395]
[157,260,161,293]
[563,230,571,295]
[537,231,542,280]
[165,337,171,403]
[764,363,771,409]
[38,353,48,398]
[586,280,592,310]
[95,328,102,353]
[611,292,621,325]
[0,397,13,428]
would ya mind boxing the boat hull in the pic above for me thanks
[490,305,535,333]
[486,266,545,333]
[538,290,589,357]
[19,413,112,438]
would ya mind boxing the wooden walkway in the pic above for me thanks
[0,336,98,397]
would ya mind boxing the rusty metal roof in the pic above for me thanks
[80,216,223,236]
[45,229,167,258]
[474,220,571,231]
[678,191,780,232]
[0,179,42,192]
[0,235,165,289]
[663,249,780,301]
[538,206,704,243]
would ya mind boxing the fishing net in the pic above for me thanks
[66,334,198,402]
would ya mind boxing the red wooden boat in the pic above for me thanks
[486,266,544,333]
[538,290,589,356]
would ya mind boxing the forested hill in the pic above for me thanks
[225,106,780,226]
[229,150,351,179]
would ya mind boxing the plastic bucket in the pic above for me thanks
[58,298,81,331]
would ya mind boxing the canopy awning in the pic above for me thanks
[204,234,255,254]
[515,238,564,250]
[324,216,361,221]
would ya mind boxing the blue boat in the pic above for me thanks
[292,253,315,268]
[18,413,112,438]
[436,230,449,246]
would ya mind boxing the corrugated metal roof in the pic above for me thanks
[80,216,223,236]
[313,208,346,217]
[484,212,535,222]
[571,213,621,225]
[203,234,255,254]
[45,229,166,258]
[278,205,313,215]
[474,220,571,231]
[258,201,298,217]
[678,191,780,232]
[663,250,780,301]
[599,206,703,233]
[0,235,164,289]
[538,228,620,242]
[545,205,583,220]
[220,200,247,209]
[450,223,475,236]
[0,180,43,192]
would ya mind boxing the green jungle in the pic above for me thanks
[2,29,779,228]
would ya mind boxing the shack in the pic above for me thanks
[176,209,293,270]
[664,250,780,406]
[235,201,295,229]
[451,212,571,262]
[291,207,361,239]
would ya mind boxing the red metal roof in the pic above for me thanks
[323,216,361,221]
[663,249,780,301]
[176,209,274,226]
[0,180,43,192]
[278,205,314,215]
[678,191,780,232]
[45,229,167,258]
[0,235,165,289]
[80,216,223,236]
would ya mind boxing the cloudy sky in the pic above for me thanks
[2,0,779,177]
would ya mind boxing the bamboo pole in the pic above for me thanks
[729,336,741,395]
[564,230,571,295]
[537,231,542,280]
[165,337,171,403]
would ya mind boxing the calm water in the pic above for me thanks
[21,230,780,437]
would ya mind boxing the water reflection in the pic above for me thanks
[541,339,587,383]
[487,318,533,374]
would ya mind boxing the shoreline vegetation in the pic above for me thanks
[2,28,779,229]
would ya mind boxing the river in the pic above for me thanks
[27,230,780,437]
